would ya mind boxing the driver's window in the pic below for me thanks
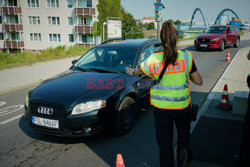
[138,46,154,66]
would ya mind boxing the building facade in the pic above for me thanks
[0,0,99,53]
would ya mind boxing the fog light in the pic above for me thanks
[84,127,92,133]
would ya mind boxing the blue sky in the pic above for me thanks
[121,0,250,23]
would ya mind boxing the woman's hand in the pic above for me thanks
[126,67,135,75]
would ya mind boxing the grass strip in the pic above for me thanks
[0,45,90,70]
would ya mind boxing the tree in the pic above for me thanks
[92,21,100,45]
[148,22,155,30]
[95,0,143,40]
[96,0,121,41]
[174,19,182,25]
[166,19,174,24]
[138,22,144,30]
[121,7,144,39]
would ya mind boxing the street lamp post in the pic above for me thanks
[154,0,165,40]
[103,22,106,42]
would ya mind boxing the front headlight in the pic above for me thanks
[211,38,220,41]
[71,100,106,115]
[25,94,29,107]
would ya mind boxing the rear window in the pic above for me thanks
[206,26,226,34]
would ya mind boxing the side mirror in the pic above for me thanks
[227,31,232,34]
[72,59,77,65]
[202,30,205,33]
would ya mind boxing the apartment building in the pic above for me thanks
[0,0,99,53]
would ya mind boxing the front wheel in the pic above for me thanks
[234,38,240,48]
[219,40,225,51]
[115,96,136,134]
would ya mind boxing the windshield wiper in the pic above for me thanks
[88,67,118,73]
[75,66,88,72]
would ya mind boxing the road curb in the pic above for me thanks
[191,46,248,128]
[0,81,42,96]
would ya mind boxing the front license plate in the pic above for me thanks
[32,116,59,129]
[200,44,207,47]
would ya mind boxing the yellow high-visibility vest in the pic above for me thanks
[140,50,193,109]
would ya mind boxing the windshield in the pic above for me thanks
[74,46,139,73]
[205,26,226,34]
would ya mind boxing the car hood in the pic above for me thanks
[197,33,223,39]
[30,70,134,107]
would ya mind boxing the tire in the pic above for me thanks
[219,40,225,51]
[115,96,136,134]
[234,38,240,48]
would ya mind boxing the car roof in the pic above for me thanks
[99,39,159,48]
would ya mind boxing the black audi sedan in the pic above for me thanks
[24,39,162,137]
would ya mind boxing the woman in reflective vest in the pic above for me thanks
[126,22,203,167]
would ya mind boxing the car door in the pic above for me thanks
[136,45,155,97]
[226,26,233,44]
[230,26,237,43]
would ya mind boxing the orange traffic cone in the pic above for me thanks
[218,84,232,110]
[116,154,125,167]
[226,51,231,62]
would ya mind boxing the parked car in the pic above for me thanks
[194,25,240,51]
[24,39,162,137]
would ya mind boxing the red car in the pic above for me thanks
[194,25,240,51]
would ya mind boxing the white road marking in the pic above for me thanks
[0,102,6,107]
[0,105,24,117]
[0,114,23,125]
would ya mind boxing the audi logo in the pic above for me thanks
[37,106,53,115]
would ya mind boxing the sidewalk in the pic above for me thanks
[190,47,250,167]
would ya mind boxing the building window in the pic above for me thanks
[67,0,73,8]
[6,16,18,24]
[81,35,87,43]
[49,34,61,42]
[0,33,4,40]
[0,16,2,24]
[79,17,87,25]
[27,0,39,8]
[4,0,17,6]
[8,33,20,40]
[68,17,73,25]
[48,16,60,25]
[28,16,40,25]
[30,33,41,42]
[87,0,92,7]
[69,34,74,42]
[47,0,59,8]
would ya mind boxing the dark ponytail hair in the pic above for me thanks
[160,22,179,65]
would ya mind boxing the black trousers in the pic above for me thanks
[153,106,192,167]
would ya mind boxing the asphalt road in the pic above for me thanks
[0,40,250,167]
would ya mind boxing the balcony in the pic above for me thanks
[4,40,24,48]
[75,25,93,34]
[75,8,95,16]
[0,7,22,15]
[2,24,23,32]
